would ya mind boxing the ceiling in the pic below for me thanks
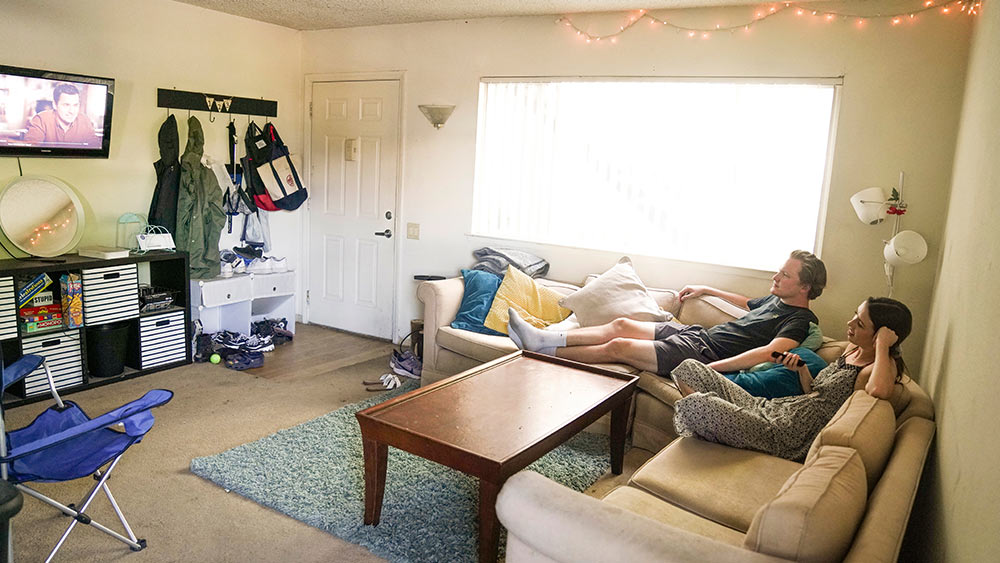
[173,0,807,31]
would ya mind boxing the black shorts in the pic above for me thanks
[652,320,719,376]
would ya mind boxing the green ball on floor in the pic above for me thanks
[210,353,221,364]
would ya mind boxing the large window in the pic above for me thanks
[471,78,839,271]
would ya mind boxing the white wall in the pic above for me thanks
[303,6,972,373]
[903,3,1000,560]
[1,0,304,283]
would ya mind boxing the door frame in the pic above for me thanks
[301,71,407,341]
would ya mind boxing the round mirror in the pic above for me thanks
[0,175,85,257]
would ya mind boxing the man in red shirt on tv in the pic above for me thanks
[23,83,98,147]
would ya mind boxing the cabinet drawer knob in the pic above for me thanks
[272,286,277,292]
[226,293,232,299]
[42,339,61,348]
[103,272,121,280]
[156,319,170,327]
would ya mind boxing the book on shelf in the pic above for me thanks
[77,246,131,259]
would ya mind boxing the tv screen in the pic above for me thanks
[0,64,114,158]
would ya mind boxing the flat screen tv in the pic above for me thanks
[0,64,114,158]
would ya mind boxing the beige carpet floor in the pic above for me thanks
[5,324,652,562]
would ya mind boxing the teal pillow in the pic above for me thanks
[451,269,505,336]
[726,347,828,399]
[749,323,824,372]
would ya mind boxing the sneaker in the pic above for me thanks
[234,260,247,274]
[221,262,234,278]
[270,257,288,272]
[242,334,274,353]
[389,350,421,379]
[392,349,422,373]
[214,331,249,350]
[233,245,263,262]
[248,257,273,274]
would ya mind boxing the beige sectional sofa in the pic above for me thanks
[416,276,847,452]
[496,383,936,562]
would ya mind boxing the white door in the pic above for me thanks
[308,80,399,338]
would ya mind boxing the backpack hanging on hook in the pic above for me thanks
[243,121,280,211]
[243,121,308,211]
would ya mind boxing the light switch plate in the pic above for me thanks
[406,223,420,240]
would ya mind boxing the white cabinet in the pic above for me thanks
[0,277,16,341]
[21,328,84,397]
[191,271,296,336]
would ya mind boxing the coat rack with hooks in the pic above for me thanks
[156,88,277,118]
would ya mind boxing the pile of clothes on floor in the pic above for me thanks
[193,318,293,370]
[364,349,422,391]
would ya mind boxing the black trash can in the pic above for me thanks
[86,321,129,378]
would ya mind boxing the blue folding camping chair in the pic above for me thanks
[0,352,173,562]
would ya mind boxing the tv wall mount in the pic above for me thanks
[156,88,277,118]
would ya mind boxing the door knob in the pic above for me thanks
[375,229,392,238]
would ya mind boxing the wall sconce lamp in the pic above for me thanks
[850,171,928,296]
[418,105,455,129]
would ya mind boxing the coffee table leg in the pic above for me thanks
[478,479,502,563]
[609,397,630,475]
[362,437,388,525]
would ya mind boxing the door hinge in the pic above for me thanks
[309,102,313,117]
[306,289,310,304]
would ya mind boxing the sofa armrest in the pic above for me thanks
[417,277,467,373]
[496,471,785,563]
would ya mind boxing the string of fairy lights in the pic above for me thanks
[557,0,982,43]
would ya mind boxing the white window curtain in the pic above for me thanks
[472,79,839,271]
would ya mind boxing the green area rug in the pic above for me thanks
[190,374,611,562]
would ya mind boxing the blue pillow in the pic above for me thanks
[725,347,828,399]
[451,269,506,336]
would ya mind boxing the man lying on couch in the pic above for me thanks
[508,249,827,379]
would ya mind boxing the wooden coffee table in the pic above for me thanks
[355,350,638,563]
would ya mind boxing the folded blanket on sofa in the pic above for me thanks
[472,247,550,278]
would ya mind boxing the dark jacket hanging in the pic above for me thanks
[148,114,180,234]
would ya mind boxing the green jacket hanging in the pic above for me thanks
[176,116,225,279]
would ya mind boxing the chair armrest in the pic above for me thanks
[496,471,784,563]
[416,277,466,371]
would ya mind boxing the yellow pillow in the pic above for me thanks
[483,266,571,334]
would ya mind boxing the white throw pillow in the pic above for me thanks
[558,257,671,327]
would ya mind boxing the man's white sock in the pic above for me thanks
[507,308,566,355]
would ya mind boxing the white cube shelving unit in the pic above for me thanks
[191,271,296,336]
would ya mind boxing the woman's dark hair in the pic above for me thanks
[866,297,912,380]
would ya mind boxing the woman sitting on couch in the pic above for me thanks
[671,297,911,461]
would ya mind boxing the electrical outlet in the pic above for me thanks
[406,223,420,240]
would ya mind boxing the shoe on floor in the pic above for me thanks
[242,334,274,353]
[225,351,264,371]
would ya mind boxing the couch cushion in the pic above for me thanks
[560,257,671,327]
[631,390,680,452]
[436,326,517,363]
[484,265,571,334]
[676,294,747,328]
[815,338,848,364]
[805,390,895,492]
[629,437,802,532]
[636,370,683,407]
[602,486,745,547]
[744,446,867,563]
